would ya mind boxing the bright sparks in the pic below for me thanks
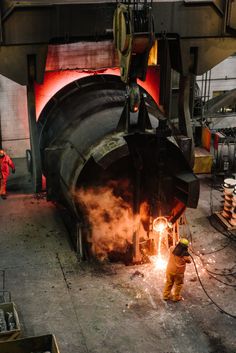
[150,217,168,270]
[151,255,167,271]
[153,216,168,233]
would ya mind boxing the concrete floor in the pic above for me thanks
[0,159,235,353]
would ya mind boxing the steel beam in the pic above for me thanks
[0,45,47,85]
[178,74,195,167]
[0,1,236,44]
[1,3,115,44]
[27,55,42,192]
[0,1,236,84]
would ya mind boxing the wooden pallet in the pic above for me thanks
[0,334,60,353]
[213,211,236,230]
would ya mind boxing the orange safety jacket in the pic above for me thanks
[0,154,15,179]
[166,245,191,274]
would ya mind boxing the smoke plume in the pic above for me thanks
[76,182,147,260]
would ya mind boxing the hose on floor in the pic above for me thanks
[190,253,236,319]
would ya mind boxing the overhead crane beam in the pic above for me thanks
[0,1,235,84]
[0,1,235,45]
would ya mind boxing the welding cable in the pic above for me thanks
[197,257,236,285]
[186,221,236,279]
[190,249,236,284]
[209,183,215,215]
[185,217,236,277]
[190,254,236,319]
[205,268,236,277]
[204,271,236,287]
[191,246,236,280]
[208,216,236,242]
[189,244,236,280]
[209,175,223,214]
[186,218,232,256]
[199,240,231,255]
[207,180,222,192]
[208,216,235,239]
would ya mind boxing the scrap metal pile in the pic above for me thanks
[0,309,16,332]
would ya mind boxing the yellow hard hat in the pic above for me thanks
[179,238,189,246]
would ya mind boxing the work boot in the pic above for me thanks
[163,294,172,301]
[1,195,6,199]
[172,296,183,302]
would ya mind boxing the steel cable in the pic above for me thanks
[190,254,236,319]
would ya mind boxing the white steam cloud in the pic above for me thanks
[76,184,148,260]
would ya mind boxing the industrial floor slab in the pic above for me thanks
[0,158,235,353]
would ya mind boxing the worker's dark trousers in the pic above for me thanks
[163,272,184,300]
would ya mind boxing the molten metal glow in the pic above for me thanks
[35,66,159,119]
[153,216,168,233]
[152,255,167,271]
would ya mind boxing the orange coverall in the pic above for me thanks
[0,153,15,196]
[163,245,191,301]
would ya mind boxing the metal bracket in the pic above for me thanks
[184,0,225,16]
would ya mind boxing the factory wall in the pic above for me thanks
[209,56,236,91]
[0,74,30,157]
[196,55,236,100]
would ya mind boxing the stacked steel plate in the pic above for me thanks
[222,178,236,226]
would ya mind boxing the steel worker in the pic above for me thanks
[0,150,15,199]
[163,238,191,302]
